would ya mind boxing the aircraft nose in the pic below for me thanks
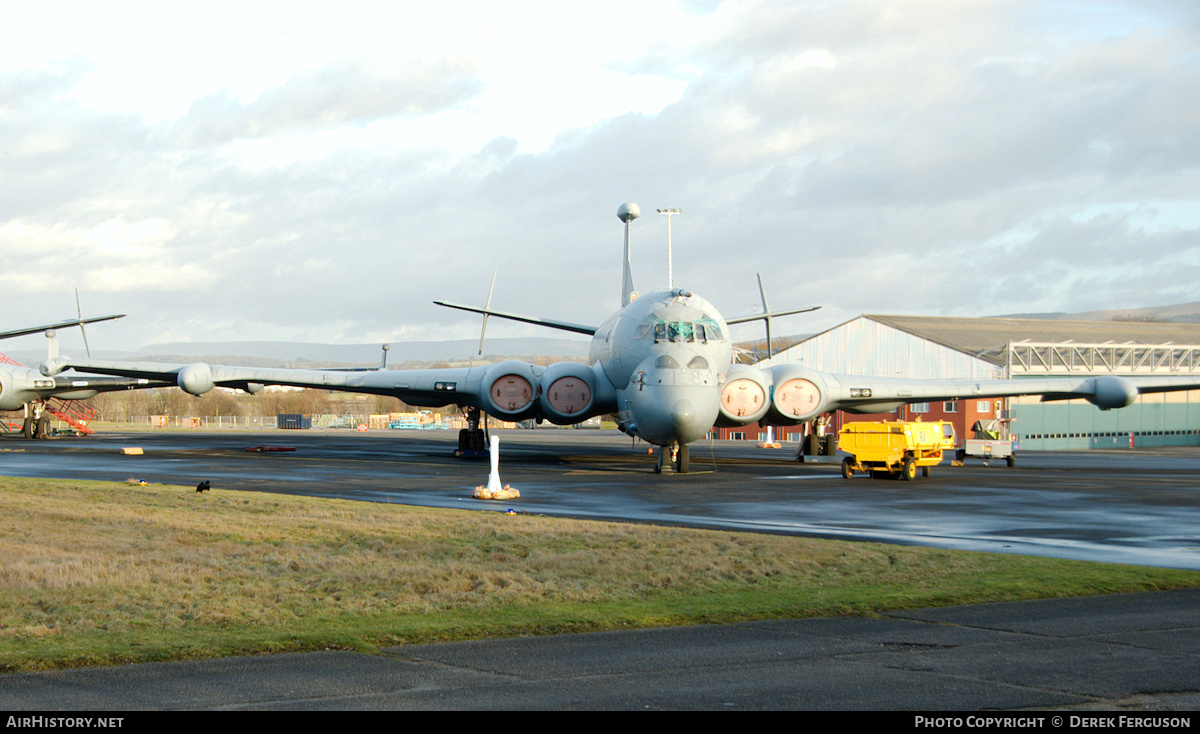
[624,359,720,445]
[670,398,699,434]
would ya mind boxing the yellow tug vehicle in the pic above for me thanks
[837,420,957,480]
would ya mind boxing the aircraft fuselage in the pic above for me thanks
[589,288,731,446]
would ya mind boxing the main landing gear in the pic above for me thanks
[654,442,689,474]
[456,407,489,457]
[19,404,51,439]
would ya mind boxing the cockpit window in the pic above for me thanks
[642,317,724,343]
[696,317,724,341]
[668,322,694,342]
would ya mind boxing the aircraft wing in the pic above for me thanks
[815,373,1200,414]
[0,314,125,341]
[43,356,463,401]
[432,300,597,336]
[39,354,606,423]
[725,306,821,325]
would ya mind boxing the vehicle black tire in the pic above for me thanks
[921,466,930,477]
[22,416,33,440]
[1006,456,1016,468]
[675,443,689,474]
[841,457,855,479]
[458,429,469,451]
[901,456,917,481]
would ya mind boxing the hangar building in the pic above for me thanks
[754,315,1200,450]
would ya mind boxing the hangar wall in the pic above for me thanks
[760,316,1002,380]
[1010,391,1200,450]
[760,315,1200,451]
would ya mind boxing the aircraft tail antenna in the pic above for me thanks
[757,274,773,360]
[75,289,91,357]
[478,270,497,355]
[618,203,640,307]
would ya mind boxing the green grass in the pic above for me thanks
[2,476,1199,672]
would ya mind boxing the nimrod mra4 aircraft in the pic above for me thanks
[41,203,1200,472]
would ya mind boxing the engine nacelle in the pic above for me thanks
[1088,375,1138,410]
[762,366,829,425]
[481,360,540,420]
[716,363,771,426]
[537,362,597,425]
[177,363,215,396]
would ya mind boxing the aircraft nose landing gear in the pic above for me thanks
[654,442,689,474]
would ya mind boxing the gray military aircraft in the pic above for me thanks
[38,203,1200,472]
[0,314,164,438]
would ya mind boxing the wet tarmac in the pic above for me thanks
[4,427,1200,569]
[5,428,1200,711]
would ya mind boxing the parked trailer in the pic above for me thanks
[954,438,1017,467]
[837,420,956,480]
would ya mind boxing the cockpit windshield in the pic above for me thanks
[637,316,724,343]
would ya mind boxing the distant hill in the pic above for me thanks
[990,301,1200,324]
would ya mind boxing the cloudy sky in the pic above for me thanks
[1,0,1197,355]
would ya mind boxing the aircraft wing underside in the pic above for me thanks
[39,356,615,426]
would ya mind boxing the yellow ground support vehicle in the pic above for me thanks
[837,420,956,480]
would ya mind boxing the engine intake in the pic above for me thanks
[481,361,539,420]
[537,362,597,424]
[716,364,770,426]
[762,367,829,425]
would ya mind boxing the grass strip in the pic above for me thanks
[2,476,1199,672]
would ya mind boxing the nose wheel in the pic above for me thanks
[654,442,690,474]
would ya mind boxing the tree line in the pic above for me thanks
[86,387,411,421]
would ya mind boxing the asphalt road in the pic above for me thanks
[2,589,1199,711]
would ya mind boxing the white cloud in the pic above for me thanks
[0,0,1196,351]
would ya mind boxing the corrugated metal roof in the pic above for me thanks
[863,315,1200,366]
